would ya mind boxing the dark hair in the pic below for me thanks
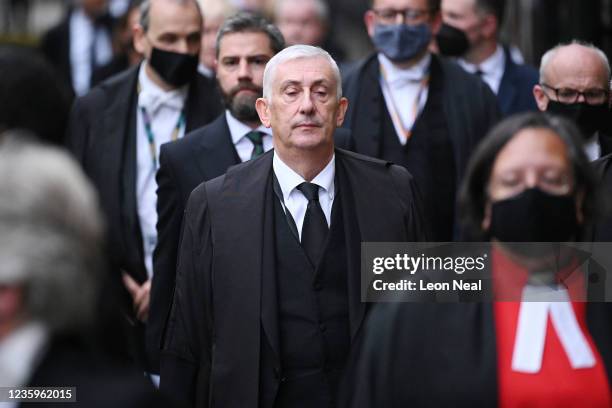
[215,12,285,57]
[368,0,441,13]
[475,0,505,25]
[459,112,599,240]
[0,46,72,145]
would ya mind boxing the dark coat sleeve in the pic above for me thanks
[65,92,94,164]
[148,144,184,372]
[160,183,214,408]
[388,163,430,241]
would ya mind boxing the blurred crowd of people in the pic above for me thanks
[0,0,611,407]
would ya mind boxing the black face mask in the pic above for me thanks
[436,23,470,57]
[149,47,198,88]
[546,101,610,139]
[489,188,578,243]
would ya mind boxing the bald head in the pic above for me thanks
[534,42,610,111]
[540,43,610,90]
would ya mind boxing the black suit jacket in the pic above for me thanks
[497,47,539,116]
[160,148,426,407]
[147,115,352,371]
[66,64,222,285]
[40,10,114,95]
[339,300,612,408]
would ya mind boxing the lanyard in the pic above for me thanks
[139,105,185,169]
[379,64,429,141]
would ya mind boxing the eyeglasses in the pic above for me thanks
[372,8,430,24]
[540,83,610,105]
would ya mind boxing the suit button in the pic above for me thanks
[319,323,327,332]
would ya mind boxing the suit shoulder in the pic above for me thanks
[161,126,206,157]
[336,148,392,168]
[75,66,138,112]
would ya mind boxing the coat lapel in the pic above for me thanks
[190,115,240,180]
[344,55,383,158]
[102,66,146,280]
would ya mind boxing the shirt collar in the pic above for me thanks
[458,43,505,77]
[378,52,431,84]
[273,152,335,203]
[225,110,273,145]
[138,62,188,112]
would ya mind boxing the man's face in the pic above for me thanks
[441,0,486,48]
[216,32,275,123]
[534,45,610,111]
[365,0,438,37]
[201,14,224,70]
[276,0,326,46]
[256,56,348,156]
[134,0,202,60]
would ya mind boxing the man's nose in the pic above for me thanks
[394,11,407,24]
[299,90,315,114]
[238,59,252,80]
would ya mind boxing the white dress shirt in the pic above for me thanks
[273,153,335,240]
[225,110,273,162]
[69,8,112,96]
[378,52,431,146]
[458,44,505,95]
[136,63,188,279]
[0,322,48,398]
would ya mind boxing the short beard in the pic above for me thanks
[221,81,262,123]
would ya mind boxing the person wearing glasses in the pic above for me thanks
[533,41,611,161]
[342,0,501,241]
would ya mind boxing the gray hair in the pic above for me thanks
[262,44,342,100]
[274,0,330,24]
[215,12,285,58]
[539,40,611,87]
[140,0,202,32]
[0,133,105,335]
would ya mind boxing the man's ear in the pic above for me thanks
[364,10,377,38]
[336,97,349,127]
[256,98,271,128]
[533,84,549,111]
[133,24,147,55]
[429,11,442,35]
[481,14,497,40]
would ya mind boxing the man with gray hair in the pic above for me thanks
[0,135,167,407]
[533,41,612,160]
[274,0,345,61]
[148,11,285,374]
[161,44,426,407]
[66,0,222,370]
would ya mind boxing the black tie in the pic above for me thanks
[297,182,329,266]
[475,68,484,77]
[245,131,264,159]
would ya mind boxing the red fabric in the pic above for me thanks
[493,250,611,408]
